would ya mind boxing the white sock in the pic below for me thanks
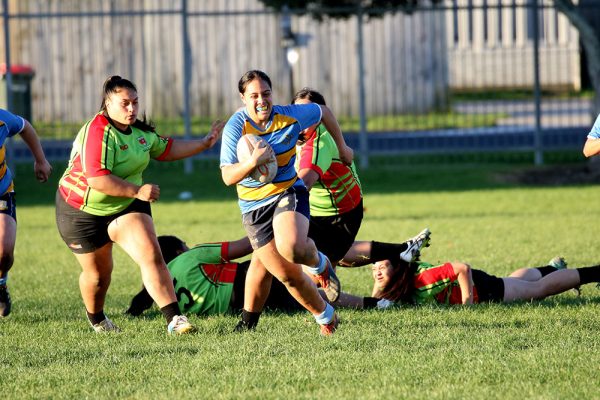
[314,303,335,325]
[304,252,327,275]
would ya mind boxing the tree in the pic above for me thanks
[257,0,441,19]
[553,0,600,113]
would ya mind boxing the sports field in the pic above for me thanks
[1,159,599,399]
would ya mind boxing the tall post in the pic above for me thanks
[356,6,368,169]
[2,0,15,176]
[3,0,12,111]
[532,0,543,165]
[181,0,193,174]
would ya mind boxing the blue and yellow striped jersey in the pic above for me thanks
[220,103,321,214]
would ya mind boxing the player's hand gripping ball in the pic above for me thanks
[236,134,277,184]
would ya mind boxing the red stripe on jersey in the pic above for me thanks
[83,115,113,177]
[201,263,238,284]
[154,137,173,161]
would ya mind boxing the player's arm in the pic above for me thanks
[583,137,600,157]
[227,237,253,260]
[297,168,319,190]
[319,105,353,166]
[452,262,474,305]
[160,120,224,161]
[18,120,52,182]
[87,175,160,203]
[221,140,272,186]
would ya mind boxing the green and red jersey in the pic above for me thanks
[168,242,238,316]
[58,113,172,216]
[412,262,482,305]
[296,124,362,217]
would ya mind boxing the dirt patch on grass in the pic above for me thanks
[497,164,600,186]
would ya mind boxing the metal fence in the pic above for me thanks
[0,0,595,167]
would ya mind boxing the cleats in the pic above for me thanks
[0,284,11,317]
[400,228,431,262]
[92,317,120,333]
[319,313,339,336]
[547,256,567,270]
[315,256,341,303]
[167,315,196,335]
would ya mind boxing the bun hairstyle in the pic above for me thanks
[100,75,155,132]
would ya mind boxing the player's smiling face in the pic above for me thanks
[241,78,272,128]
[106,88,139,131]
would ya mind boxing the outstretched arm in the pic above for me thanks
[228,237,253,260]
[160,120,224,161]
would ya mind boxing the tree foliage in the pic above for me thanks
[257,0,441,19]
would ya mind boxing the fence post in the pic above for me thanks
[532,0,543,165]
[356,6,368,169]
[2,0,15,176]
[181,0,193,174]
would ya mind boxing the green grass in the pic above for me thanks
[2,159,600,399]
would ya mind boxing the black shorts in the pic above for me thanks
[55,191,152,254]
[308,200,363,264]
[0,191,16,221]
[472,269,505,303]
[242,186,310,250]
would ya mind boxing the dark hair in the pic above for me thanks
[292,87,327,106]
[377,258,418,303]
[238,70,272,94]
[157,235,187,264]
[100,75,155,132]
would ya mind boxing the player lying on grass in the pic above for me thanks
[372,247,598,306]
[125,233,430,318]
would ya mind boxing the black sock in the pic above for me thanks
[86,310,106,325]
[234,309,261,332]
[125,287,155,316]
[576,265,600,285]
[536,266,559,277]
[371,241,406,263]
[363,297,379,309]
[160,302,181,325]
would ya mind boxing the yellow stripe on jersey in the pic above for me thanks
[60,179,88,198]
[0,145,6,180]
[276,146,295,167]
[236,177,296,201]
[242,114,299,135]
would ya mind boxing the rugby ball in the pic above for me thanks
[236,134,277,183]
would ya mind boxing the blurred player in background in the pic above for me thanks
[292,88,429,271]
[0,108,52,317]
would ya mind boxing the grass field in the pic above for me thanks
[1,159,600,399]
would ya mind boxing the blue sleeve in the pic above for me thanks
[220,111,244,167]
[0,109,25,138]
[276,103,322,130]
[589,114,600,139]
